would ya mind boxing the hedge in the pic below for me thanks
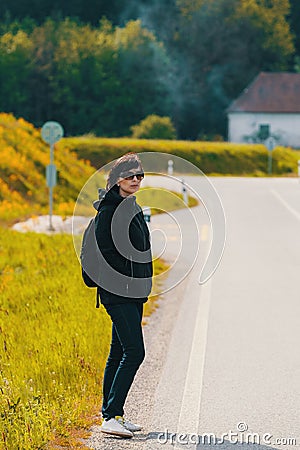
[58,137,300,176]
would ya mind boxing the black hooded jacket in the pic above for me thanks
[94,185,153,305]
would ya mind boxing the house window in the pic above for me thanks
[258,124,270,140]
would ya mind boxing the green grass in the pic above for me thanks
[0,228,167,449]
[136,187,198,214]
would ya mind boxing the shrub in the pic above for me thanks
[131,115,176,140]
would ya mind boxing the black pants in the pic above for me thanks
[102,302,145,420]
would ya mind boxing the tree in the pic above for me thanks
[167,0,295,138]
[131,114,176,139]
[112,20,174,136]
[0,0,296,139]
[44,19,120,135]
[14,18,174,137]
[0,30,32,118]
[289,0,300,55]
[0,0,125,25]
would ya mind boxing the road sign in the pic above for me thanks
[41,121,64,231]
[41,121,64,145]
[265,136,276,152]
[264,136,276,175]
[46,164,57,187]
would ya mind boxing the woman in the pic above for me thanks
[94,153,153,438]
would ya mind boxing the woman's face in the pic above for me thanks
[118,167,144,197]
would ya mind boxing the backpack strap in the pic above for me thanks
[94,202,111,309]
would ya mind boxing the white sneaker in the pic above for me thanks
[116,415,142,432]
[100,418,133,438]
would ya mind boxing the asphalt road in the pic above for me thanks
[86,177,300,450]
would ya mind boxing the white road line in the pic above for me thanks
[153,223,179,229]
[200,224,209,242]
[174,227,212,447]
[167,236,179,241]
[270,188,300,222]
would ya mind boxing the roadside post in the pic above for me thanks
[142,206,151,223]
[181,179,188,205]
[298,160,300,180]
[41,121,64,231]
[168,159,174,175]
[265,136,276,175]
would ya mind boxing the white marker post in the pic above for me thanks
[298,160,300,180]
[142,206,151,223]
[41,121,64,231]
[182,179,188,205]
[265,136,276,175]
[168,159,174,175]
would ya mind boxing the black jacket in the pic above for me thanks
[95,185,153,304]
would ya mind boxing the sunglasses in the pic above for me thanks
[120,171,144,181]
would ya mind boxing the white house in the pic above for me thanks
[227,72,300,148]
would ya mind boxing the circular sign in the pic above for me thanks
[265,136,276,152]
[41,121,64,145]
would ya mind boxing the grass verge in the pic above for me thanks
[0,228,168,449]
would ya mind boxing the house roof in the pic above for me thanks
[227,72,300,113]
